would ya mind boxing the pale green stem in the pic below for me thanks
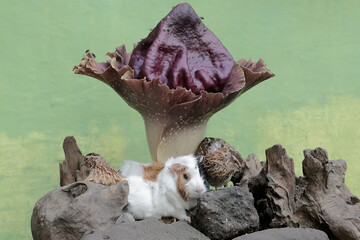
[144,117,208,163]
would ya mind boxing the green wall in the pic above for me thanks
[1,0,359,238]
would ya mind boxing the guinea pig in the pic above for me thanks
[124,155,207,221]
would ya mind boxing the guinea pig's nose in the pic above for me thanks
[195,188,203,194]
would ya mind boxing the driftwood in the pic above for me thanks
[191,144,359,240]
[59,136,89,186]
[296,148,360,239]
[31,181,129,240]
[243,145,360,240]
[30,137,359,240]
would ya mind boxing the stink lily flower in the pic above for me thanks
[73,3,274,163]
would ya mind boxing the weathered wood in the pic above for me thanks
[235,153,262,188]
[246,145,360,240]
[59,136,89,186]
[295,148,360,240]
[35,138,359,240]
[264,145,297,227]
[31,181,129,240]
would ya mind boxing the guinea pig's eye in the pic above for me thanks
[183,173,189,180]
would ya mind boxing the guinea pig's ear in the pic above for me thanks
[169,163,182,174]
[196,155,204,163]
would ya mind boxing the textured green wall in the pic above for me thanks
[1,0,359,239]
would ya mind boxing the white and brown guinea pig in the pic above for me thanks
[122,155,207,221]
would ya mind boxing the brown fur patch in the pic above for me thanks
[143,161,164,182]
[176,167,190,201]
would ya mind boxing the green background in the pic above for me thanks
[1,0,359,239]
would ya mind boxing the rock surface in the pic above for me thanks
[31,181,129,240]
[233,228,329,240]
[191,186,259,240]
[81,218,210,240]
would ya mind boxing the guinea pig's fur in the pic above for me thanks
[120,160,147,178]
[120,160,164,182]
[123,155,207,221]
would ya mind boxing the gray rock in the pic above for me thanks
[191,186,259,240]
[31,180,129,240]
[233,228,329,240]
[81,218,210,240]
[115,213,135,224]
